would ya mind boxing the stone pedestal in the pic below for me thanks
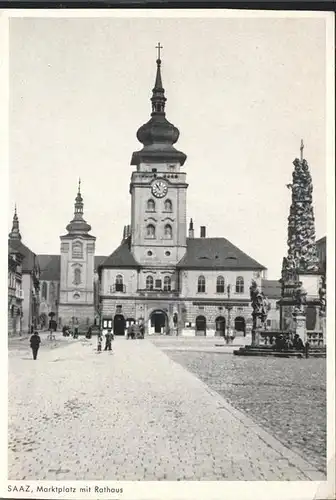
[293,311,307,343]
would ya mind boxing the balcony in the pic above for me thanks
[108,284,126,294]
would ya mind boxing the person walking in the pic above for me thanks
[104,330,113,351]
[97,333,102,353]
[30,331,41,360]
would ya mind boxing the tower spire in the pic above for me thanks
[65,180,92,235]
[151,43,166,115]
[9,204,22,240]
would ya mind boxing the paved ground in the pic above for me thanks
[156,341,326,474]
[8,335,325,481]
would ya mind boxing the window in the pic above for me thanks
[72,241,83,259]
[164,199,172,212]
[236,276,244,293]
[216,276,225,293]
[146,224,156,239]
[164,224,172,239]
[115,274,123,292]
[197,275,206,293]
[165,251,171,256]
[147,199,155,212]
[155,279,162,289]
[146,276,154,290]
[41,281,48,301]
[73,268,81,286]
[163,276,171,292]
[147,250,153,256]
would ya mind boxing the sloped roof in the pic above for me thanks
[38,255,61,281]
[37,254,108,281]
[99,239,140,269]
[261,279,282,299]
[316,236,326,246]
[177,238,266,270]
[9,239,38,273]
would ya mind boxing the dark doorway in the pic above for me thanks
[196,315,206,336]
[306,306,317,330]
[215,316,226,337]
[235,316,246,336]
[150,311,166,334]
[113,314,126,335]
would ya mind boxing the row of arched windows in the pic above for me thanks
[147,199,172,212]
[146,275,171,291]
[146,224,172,239]
[197,276,245,293]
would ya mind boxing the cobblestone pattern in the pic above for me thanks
[8,338,323,481]
[163,348,326,473]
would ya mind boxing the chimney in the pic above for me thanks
[188,218,194,238]
[200,226,206,238]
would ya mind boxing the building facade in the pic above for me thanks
[8,207,40,334]
[98,55,267,337]
[8,245,24,335]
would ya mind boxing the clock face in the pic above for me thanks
[151,180,168,198]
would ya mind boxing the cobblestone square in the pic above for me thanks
[8,335,326,481]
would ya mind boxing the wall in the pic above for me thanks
[21,273,32,333]
[180,269,260,299]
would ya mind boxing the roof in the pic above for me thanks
[177,238,266,270]
[316,236,326,246]
[261,279,282,299]
[37,254,108,281]
[9,239,38,273]
[38,255,61,281]
[99,239,140,269]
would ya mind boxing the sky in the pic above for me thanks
[7,14,328,279]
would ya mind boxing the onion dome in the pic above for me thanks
[65,179,92,235]
[9,204,22,240]
[131,46,187,166]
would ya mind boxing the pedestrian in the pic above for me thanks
[97,334,102,352]
[133,321,141,339]
[139,322,145,339]
[30,330,41,360]
[74,325,79,339]
[104,330,112,351]
[127,323,134,340]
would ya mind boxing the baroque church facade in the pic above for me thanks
[11,53,271,336]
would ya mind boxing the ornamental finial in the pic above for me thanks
[155,42,163,62]
[300,139,304,161]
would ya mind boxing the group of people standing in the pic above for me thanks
[126,322,145,340]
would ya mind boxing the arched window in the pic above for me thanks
[73,268,81,286]
[41,281,48,301]
[236,276,244,293]
[164,199,172,212]
[146,224,156,239]
[115,274,124,292]
[163,276,171,292]
[164,224,172,239]
[147,199,155,212]
[216,276,225,293]
[72,241,83,259]
[197,275,206,293]
[146,275,154,291]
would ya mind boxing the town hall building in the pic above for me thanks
[97,52,267,337]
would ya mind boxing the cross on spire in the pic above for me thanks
[300,139,304,161]
[78,177,81,193]
[156,42,163,61]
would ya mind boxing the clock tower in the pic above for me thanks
[130,48,188,268]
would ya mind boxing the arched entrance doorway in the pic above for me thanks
[235,316,246,336]
[306,306,317,331]
[196,315,206,336]
[215,316,226,337]
[148,310,168,335]
[113,314,126,336]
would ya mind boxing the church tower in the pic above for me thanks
[130,45,188,268]
[58,180,96,326]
